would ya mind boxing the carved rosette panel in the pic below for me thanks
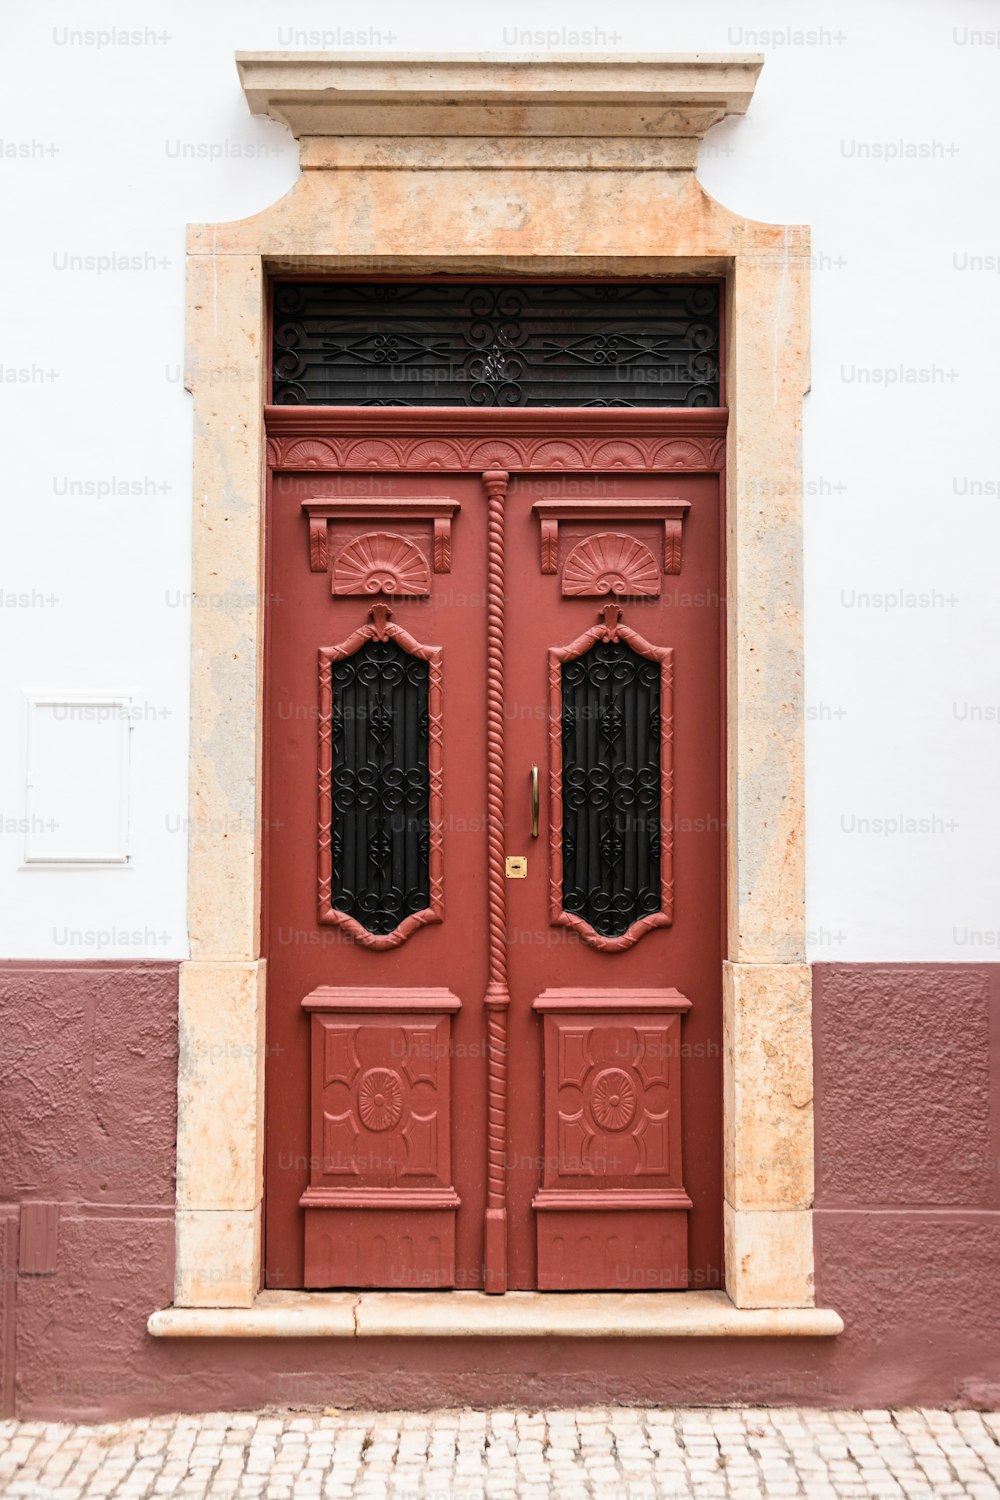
[318,606,443,948]
[300,989,461,1288]
[562,532,660,598]
[549,607,674,951]
[309,1014,453,1188]
[332,531,431,597]
[531,990,691,1290]
[545,1016,686,1189]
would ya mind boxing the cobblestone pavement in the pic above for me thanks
[0,1407,999,1499]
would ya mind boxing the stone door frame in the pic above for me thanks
[158,53,832,1336]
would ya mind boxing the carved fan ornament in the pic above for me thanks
[332,531,431,597]
[562,532,660,598]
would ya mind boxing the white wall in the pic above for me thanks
[1,0,997,961]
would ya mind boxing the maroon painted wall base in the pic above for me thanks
[1,962,998,1418]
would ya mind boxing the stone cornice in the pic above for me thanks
[236,53,763,171]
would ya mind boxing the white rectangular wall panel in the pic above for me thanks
[24,696,131,865]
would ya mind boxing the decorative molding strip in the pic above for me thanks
[532,987,691,1013]
[269,408,728,439]
[481,467,511,1295]
[237,54,763,174]
[299,136,703,173]
[271,410,728,476]
[302,987,462,1012]
[300,498,459,574]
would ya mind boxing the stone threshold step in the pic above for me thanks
[148,1289,844,1339]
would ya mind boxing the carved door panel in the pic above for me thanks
[265,469,492,1292]
[502,469,723,1291]
[264,450,723,1293]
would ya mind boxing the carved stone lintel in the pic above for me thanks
[238,55,763,175]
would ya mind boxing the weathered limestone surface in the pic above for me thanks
[178,55,814,1317]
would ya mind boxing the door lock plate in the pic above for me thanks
[505,856,528,878]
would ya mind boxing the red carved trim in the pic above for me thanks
[268,405,727,439]
[533,1010,688,1194]
[562,532,660,598]
[300,999,462,1285]
[540,519,559,574]
[532,988,691,1013]
[302,987,462,1012]
[275,433,725,474]
[481,466,511,1295]
[663,518,683,575]
[308,516,328,572]
[433,516,450,573]
[332,531,431,597]
[548,607,674,952]
[269,407,728,473]
[531,498,691,574]
[302,499,459,577]
[300,1188,461,1209]
[318,606,444,949]
[532,1189,693,1211]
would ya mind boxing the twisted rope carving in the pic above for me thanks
[481,468,510,1291]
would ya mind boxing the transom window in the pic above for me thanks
[271,280,721,408]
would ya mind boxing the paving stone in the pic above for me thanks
[0,1407,999,1498]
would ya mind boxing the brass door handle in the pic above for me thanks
[530,764,539,839]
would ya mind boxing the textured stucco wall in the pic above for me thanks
[1,961,997,1418]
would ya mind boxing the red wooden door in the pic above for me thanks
[264,435,723,1293]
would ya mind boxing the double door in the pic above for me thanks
[264,445,723,1292]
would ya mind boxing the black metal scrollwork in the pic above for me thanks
[329,640,430,935]
[561,640,661,937]
[272,281,720,407]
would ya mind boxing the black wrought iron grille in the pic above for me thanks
[330,640,430,935]
[272,281,720,407]
[561,640,661,937]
